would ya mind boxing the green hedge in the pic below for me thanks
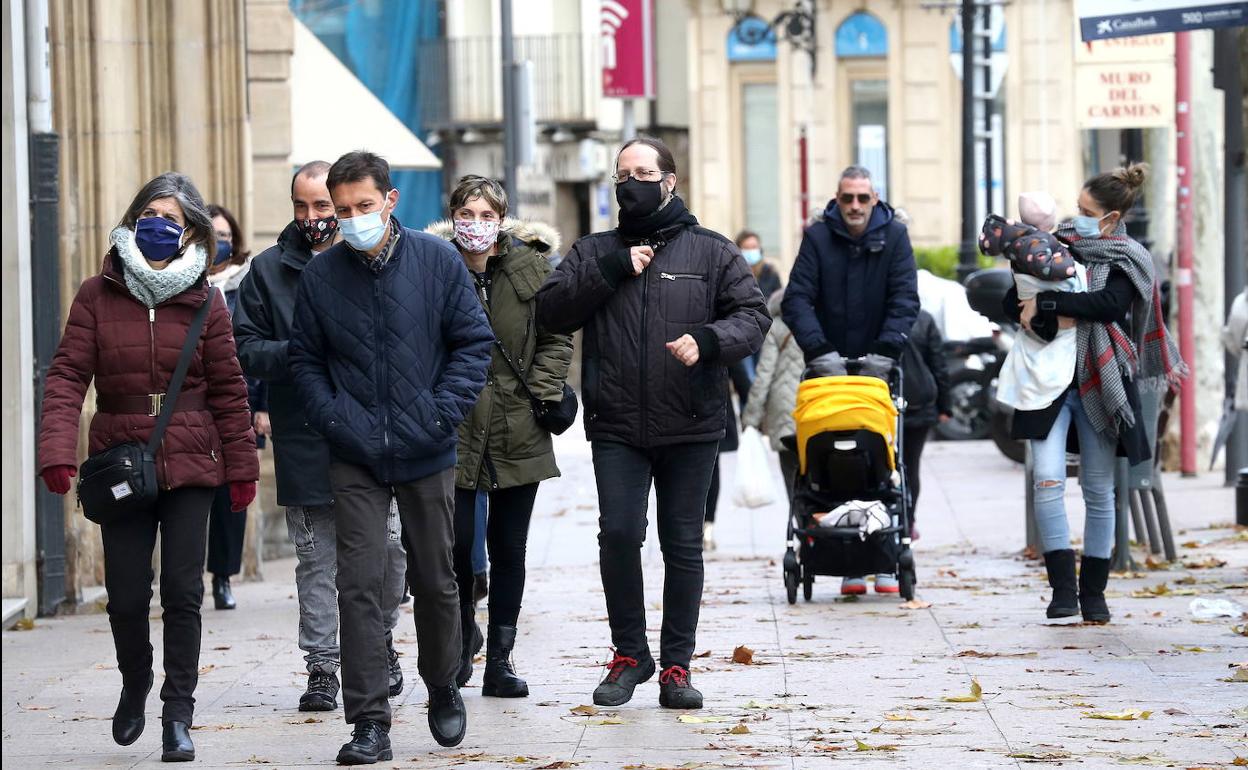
[913,245,995,281]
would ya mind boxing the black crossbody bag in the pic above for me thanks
[493,338,578,435]
[77,297,212,525]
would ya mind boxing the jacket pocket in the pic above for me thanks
[658,272,709,325]
[688,362,726,420]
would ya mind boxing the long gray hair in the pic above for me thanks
[118,172,216,262]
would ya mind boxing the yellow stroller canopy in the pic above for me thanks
[793,376,898,474]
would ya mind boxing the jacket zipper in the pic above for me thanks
[639,268,649,446]
[149,306,171,489]
[374,273,393,481]
[659,272,705,281]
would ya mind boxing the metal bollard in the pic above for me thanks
[1238,468,1248,526]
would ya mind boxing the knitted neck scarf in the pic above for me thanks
[111,225,207,308]
[1056,220,1187,438]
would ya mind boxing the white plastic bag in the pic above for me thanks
[732,427,776,509]
[1189,597,1246,619]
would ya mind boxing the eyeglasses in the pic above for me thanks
[838,193,873,205]
[610,168,669,184]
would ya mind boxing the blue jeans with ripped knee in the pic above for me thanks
[1029,389,1117,559]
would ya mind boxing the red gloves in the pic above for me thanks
[41,465,76,495]
[229,481,256,512]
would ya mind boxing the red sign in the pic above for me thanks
[601,0,653,98]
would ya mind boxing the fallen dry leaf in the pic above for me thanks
[581,718,626,726]
[1083,709,1152,720]
[12,618,35,631]
[899,599,932,610]
[692,650,712,658]
[1232,624,1248,637]
[853,738,898,752]
[677,715,730,724]
[732,645,755,665]
[883,712,925,721]
[956,650,1038,659]
[535,763,577,770]
[569,705,598,716]
[1181,556,1227,569]
[942,679,983,703]
[727,723,750,734]
[198,664,215,675]
[1008,749,1073,761]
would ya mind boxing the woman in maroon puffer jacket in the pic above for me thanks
[38,172,258,761]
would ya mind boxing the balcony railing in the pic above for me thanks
[421,34,591,128]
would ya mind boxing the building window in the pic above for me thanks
[851,79,889,202]
[835,12,887,59]
[741,81,781,256]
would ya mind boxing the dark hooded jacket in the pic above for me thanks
[233,221,330,506]
[535,199,770,447]
[781,200,919,361]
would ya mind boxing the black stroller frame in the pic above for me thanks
[782,356,917,603]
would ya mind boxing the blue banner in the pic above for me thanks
[1078,1,1247,41]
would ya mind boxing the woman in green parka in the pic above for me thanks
[428,175,573,699]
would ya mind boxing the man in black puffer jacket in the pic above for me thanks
[537,137,769,712]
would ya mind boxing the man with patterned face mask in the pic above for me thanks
[233,161,410,716]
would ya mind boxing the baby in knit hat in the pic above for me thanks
[987,192,1087,411]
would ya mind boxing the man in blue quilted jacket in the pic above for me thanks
[289,151,493,763]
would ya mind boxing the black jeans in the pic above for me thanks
[101,486,214,725]
[331,462,460,728]
[452,482,539,627]
[206,484,245,577]
[703,458,721,523]
[591,440,719,670]
[903,425,930,520]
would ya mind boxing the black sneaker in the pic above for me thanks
[427,683,467,747]
[387,647,404,697]
[336,719,391,765]
[300,669,340,712]
[658,665,703,709]
[592,651,655,707]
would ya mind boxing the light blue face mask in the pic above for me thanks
[339,209,389,251]
[741,247,763,266]
[1072,213,1107,239]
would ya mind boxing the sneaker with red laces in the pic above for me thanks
[874,574,900,594]
[657,665,703,709]
[592,651,655,707]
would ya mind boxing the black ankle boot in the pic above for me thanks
[112,672,153,746]
[212,575,236,610]
[481,625,528,698]
[1079,555,1112,624]
[161,720,195,762]
[427,683,467,747]
[456,604,483,687]
[1043,549,1080,618]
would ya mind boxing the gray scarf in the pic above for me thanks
[1056,220,1187,438]
[111,226,207,308]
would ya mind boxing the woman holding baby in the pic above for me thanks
[992,163,1185,624]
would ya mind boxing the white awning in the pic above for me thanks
[289,20,441,171]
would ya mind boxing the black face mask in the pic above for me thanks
[615,177,666,219]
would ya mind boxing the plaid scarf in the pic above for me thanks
[1056,220,1187,438]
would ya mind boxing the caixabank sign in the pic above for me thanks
[1077,0,1248,41]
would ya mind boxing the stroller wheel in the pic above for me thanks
[784,569,798,605]
[899,568,916,601]
[802,566,814,602]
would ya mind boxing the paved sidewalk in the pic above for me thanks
[3,431,1244,769]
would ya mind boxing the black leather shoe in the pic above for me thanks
[387,646,404,697]
[1043,549,1080,618]
[456,604,484,687]
[336,719,391,765]
[658,665,703,709]
[161,720,195,762]
[112,672,153,746]
[1079,555,1113,624]
[481,624,527,698]
[212,575,236,610]
[427,683,467,747]
[592,651,655,707]
[300,669,340,711]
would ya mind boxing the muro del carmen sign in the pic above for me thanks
[1074,32,1175,129]
[1076,0,1248,42]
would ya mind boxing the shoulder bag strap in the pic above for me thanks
[145,296,213,454]
[493,337,543,409]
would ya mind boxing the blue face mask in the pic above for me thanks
[741,248,763,266]
[339,207,390,252]
[1072,214,1107,239]
[213,239,233,266]
[134,216,185,262]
